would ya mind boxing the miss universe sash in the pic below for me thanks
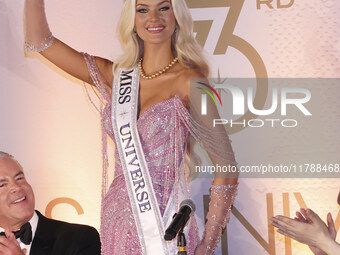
[111,67,169,254]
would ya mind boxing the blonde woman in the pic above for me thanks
[24,0,238,254]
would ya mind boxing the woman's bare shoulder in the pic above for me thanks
[176,68,206,94]
[174,67,207,107]
[182,68,206,80]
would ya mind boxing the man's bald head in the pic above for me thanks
[0,151,14,159]
[0,152,35,231]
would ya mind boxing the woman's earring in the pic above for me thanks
[133,28,137,34]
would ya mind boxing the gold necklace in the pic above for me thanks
[138,57,179,80]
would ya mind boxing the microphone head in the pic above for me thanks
[180,199,196,212]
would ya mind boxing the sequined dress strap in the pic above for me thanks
[82,52,111,200]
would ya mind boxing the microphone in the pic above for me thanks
[164,199,196,241]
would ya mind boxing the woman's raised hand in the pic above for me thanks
[24,0,113,87]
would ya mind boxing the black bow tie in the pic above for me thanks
[0,222,32,245]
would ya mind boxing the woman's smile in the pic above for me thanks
[146,25,166,33]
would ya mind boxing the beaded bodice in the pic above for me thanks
[102,96,189,213]
[100,96,200,254]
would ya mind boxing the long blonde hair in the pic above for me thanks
[114,0,210,76]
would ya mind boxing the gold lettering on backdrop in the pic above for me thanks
[293,192,307,209]
[277,0,294,8]
[186,0,228,8]
[335,211,340,234]
[257,0,274,9]
[256,0,294,9]
[45,197,84,218]
[185,0,268,134]
[193,20,213,47]
[232,194,275,255]
[203,194,210,220]
[221,224,228,255]
[283,193,291,255]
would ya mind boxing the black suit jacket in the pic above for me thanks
[30,211,101,255]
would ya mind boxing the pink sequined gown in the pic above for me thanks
[83,54,200,255]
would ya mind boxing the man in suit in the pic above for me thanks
[0,152,101,254]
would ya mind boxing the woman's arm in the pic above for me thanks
[24,0,113,87]
[179,72,238,255]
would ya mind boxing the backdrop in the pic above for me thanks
[0,0,339,254]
